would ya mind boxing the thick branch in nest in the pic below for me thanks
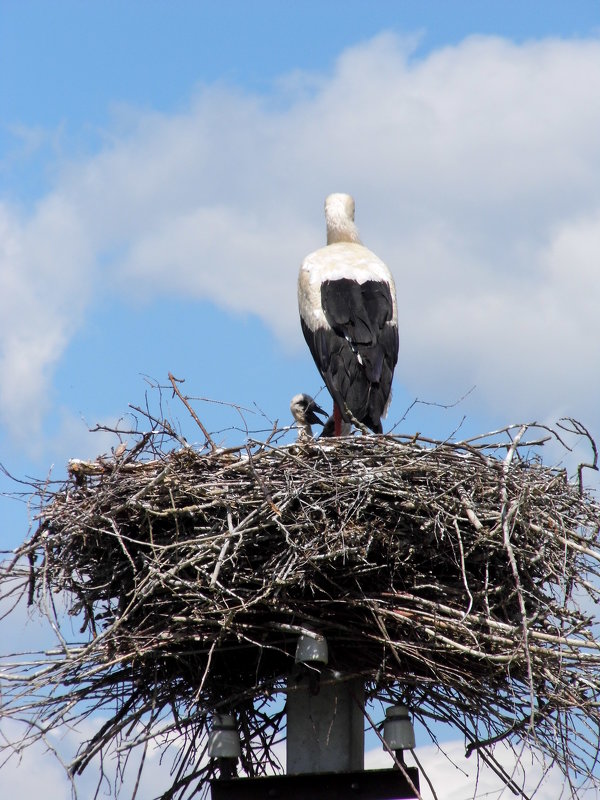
[1,419,600,799]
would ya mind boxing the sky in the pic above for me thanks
[1,0,600,796]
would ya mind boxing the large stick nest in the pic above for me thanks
[2,409,600,798]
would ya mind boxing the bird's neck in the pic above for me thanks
[326,217,361,245]
[299,423,313,440]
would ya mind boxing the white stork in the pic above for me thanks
[297,193,398,435]
[290,393,328,441]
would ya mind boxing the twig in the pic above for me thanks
[168,372,217,452]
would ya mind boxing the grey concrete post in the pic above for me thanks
[286,672,364,774]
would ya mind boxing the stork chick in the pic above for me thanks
[290,393,327,441]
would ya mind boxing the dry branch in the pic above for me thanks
[1,411,600,799]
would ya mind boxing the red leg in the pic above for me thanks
[333,403,342,437]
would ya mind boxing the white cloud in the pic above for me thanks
[366,737,592,799]
[0,736,71,799]
[0,717,175,799]
[2,32,600,444]
[0,199,92,441]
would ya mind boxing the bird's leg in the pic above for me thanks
[333,403,342,437]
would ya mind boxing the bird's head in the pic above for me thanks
[324,193,361,245]
[290,393,328,427]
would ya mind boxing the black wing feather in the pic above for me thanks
[301,278,398,433]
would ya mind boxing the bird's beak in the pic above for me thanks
[306,401,328,425]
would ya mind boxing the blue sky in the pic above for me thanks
[1,2,600,797]
[2,1,600,200]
